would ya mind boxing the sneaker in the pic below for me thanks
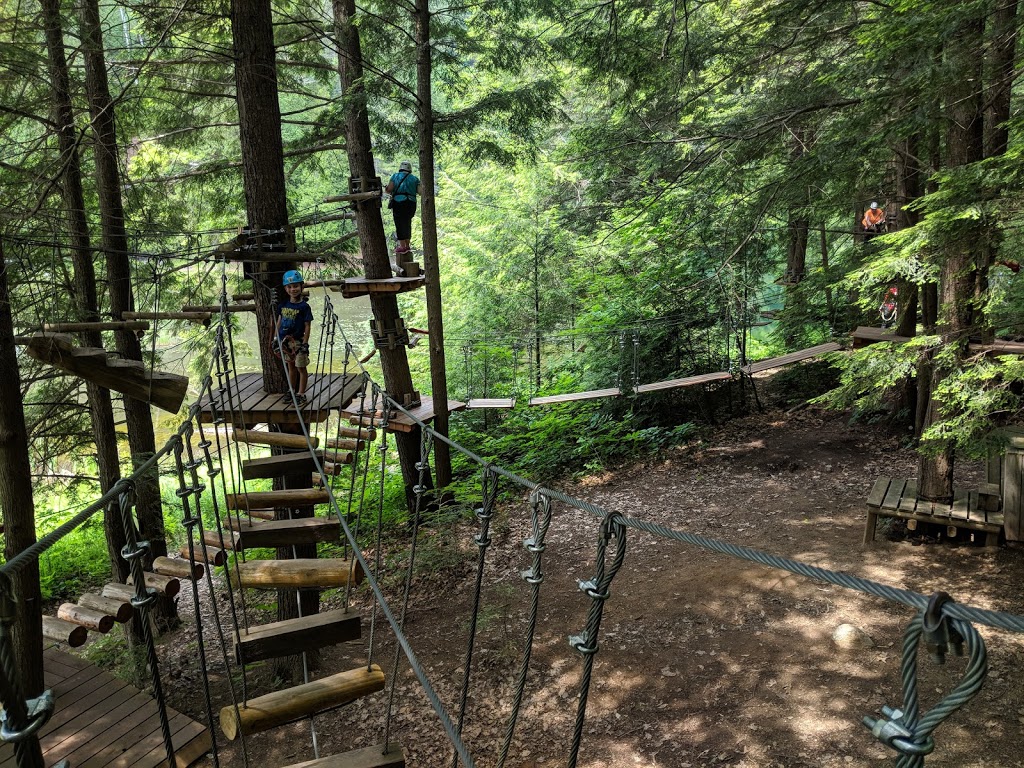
[295,394,307,407]
[394,246,412,256]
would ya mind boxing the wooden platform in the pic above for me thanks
[199,372,364,424]
[330,277,426,299]
[343,396,466,432]
[528,387,621,406]
[742,342,842,374]
[851,326,1024,355]
[0,648,210,768]
[466,398,516,409]
[864,476,1004,546]
[634,370,733,394]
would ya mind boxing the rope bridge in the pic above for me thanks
[1,259,1023,768]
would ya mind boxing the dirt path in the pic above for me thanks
[162,403,1024,767]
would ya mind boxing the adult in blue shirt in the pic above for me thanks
[386,160,420,256]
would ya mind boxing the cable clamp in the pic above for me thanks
[523,537,545,553]
[0,690,55,743]
[185,458,204,471]
[923,592,963,664]
[578,579,609,600]
[475,533,492,548]
[196,440,212,450]
[569,632,598,655]
[182,516,200,530]
[120,540,150,562]
[130,587,160,610]
[475,506,494,522]
[207,467,221,479]
[863,706,935,757]
[413,484,425,496]
[521,567,543,584]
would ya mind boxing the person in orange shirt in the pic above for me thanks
[862,201,885,240]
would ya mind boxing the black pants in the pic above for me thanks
[391,198,417,241]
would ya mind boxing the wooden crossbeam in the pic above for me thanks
[225,489,330,510]
[181,303,256,313]
[228,558,363,590]
[528,387,621,406]
[281,742,406,768]
[232,428,320,450]
[123,311,211,323]
[241,451,324,480]
[233,608,361,665]
[219,665,385,740]
[42,321,151,332]
[331,276,426,298]
[227,517,341,549]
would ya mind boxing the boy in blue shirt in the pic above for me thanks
[272,269,313,405]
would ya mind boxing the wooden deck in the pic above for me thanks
[851,325,1024,355]
[864,476,1004,546]
[199,372,364,424]
[344,396,467,432]
[0,648,210,768]
[330,277,426,299]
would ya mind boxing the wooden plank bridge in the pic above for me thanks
[199,371,364,424]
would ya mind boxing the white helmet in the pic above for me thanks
[870,201,879,210]
[399,160,412,172]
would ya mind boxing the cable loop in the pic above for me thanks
[0,691,55,743]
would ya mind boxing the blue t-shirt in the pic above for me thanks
[276,300,313,340]
[390,172,420,202]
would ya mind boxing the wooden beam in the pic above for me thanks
[228,517,341,549]
[241,451,323,480]
[323,437,365,451]
[225,488,330,510]
[181,303,256,313]
[77,593,134,623]
[181,543,227,565]
[106,573,180,600]
[323,191,380,203]
[281,742,405,768]
[42,321,150,332]
[57,603,114,633]
[123,311,211,323]
[219,665,385,740]
[203,528,239,551]
[152,556,205,581]
[42,616,88,647]
[233,428,320,450]
[228,558,363,590]
[233,608,360,665]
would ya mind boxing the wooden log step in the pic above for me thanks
[321,450,354,466]
[106,573,180,601]
[227,517,342,549]
[324,437,366,451]
[204,528,239,551]
[241,451,324,480]
[57,603,114,633]
[225,488,330,511]
[281,742,405,768]
[181,543,228,566]
[232,428,320,450]
[233,608,361,665]
[220,665,385,740]
[43,321,150,332]
[42,616,88,647]
[335,426,377,441]
[228,558,363,590]
[122,311,212,323]
[181,303,256,313]
[152,556,205,581]
[77,593,134,623]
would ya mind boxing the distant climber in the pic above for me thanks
[862,202,886,241]
[386,160,420,261]
[879,285,898,328]
[271,269,312,406]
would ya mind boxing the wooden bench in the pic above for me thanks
[864,476,1003,547]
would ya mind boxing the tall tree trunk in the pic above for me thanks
[0,241,45,717]
[41,0,127,584]
[78,0,171,616]
[917,10,985,502]
[894,134,921,339]
[415,0,452,491]
[333,0,422,510]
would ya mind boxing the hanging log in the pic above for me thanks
[57,603,114,633]
[77,593,134,623]
[42,616,88,647]
[335,425,377,441]
[232,428,319,450]
[181,543,227,566]
[42,321,150,332]
[228,558,363,589]
[152,556,205,580]
[323,437,365,451]
[219,665,385,739]
[203,528,239,551]
[123,311,212,323]
[182,303,256,313]
[233,608,361,665]
[280,742,405,767]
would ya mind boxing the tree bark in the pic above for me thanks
[78,0,171,612]
[415,0,453,491]
[0,240,45,710]
[333,0,422,510]
[41,0,127,585]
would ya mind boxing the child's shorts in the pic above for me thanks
[282,337,309,367]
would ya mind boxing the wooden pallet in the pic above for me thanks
[864,476,1004,546]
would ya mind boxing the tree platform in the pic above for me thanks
[864,476,1004,546]
[198,372,364,424]
[0,648,210,768]
[343,396,466,432]
[851,326,1024,355]
[330,277,426,298]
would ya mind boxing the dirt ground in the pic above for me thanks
[158,374,1024,768]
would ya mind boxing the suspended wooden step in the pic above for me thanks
[233,608,361,665]
[198,372,365,425]
[466,398,516,409]
[281,742,405,768]
[123,311,212,324]
[203,528,240,552]
[77,593,133,624]
[331,277,426,299]
[528,387,621,406]
[742,341,843,374]
[237,508,278,520]
[57,603,114,633]
[122,572,181,599]
[322,450,354,466]
[42,321,151,333]
[42,616,88,647]
[851,325,1024,356]
[634,370,733,394]
[182,303,256,313]
[225,517,341,549]
[335,425,377,441]
[232,428,320,450]
[225,488,330,511]
[16,333,189,414]
[181,543,228,566]
[241,451,324,480]
[324,436,368,451]
[228,558,363,590]
[343,396,466,433]
[220,664,385,740]
[152,556,205,581]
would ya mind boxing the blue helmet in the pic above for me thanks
[283,269,304,286]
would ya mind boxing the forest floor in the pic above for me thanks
[153,368,1024,768]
